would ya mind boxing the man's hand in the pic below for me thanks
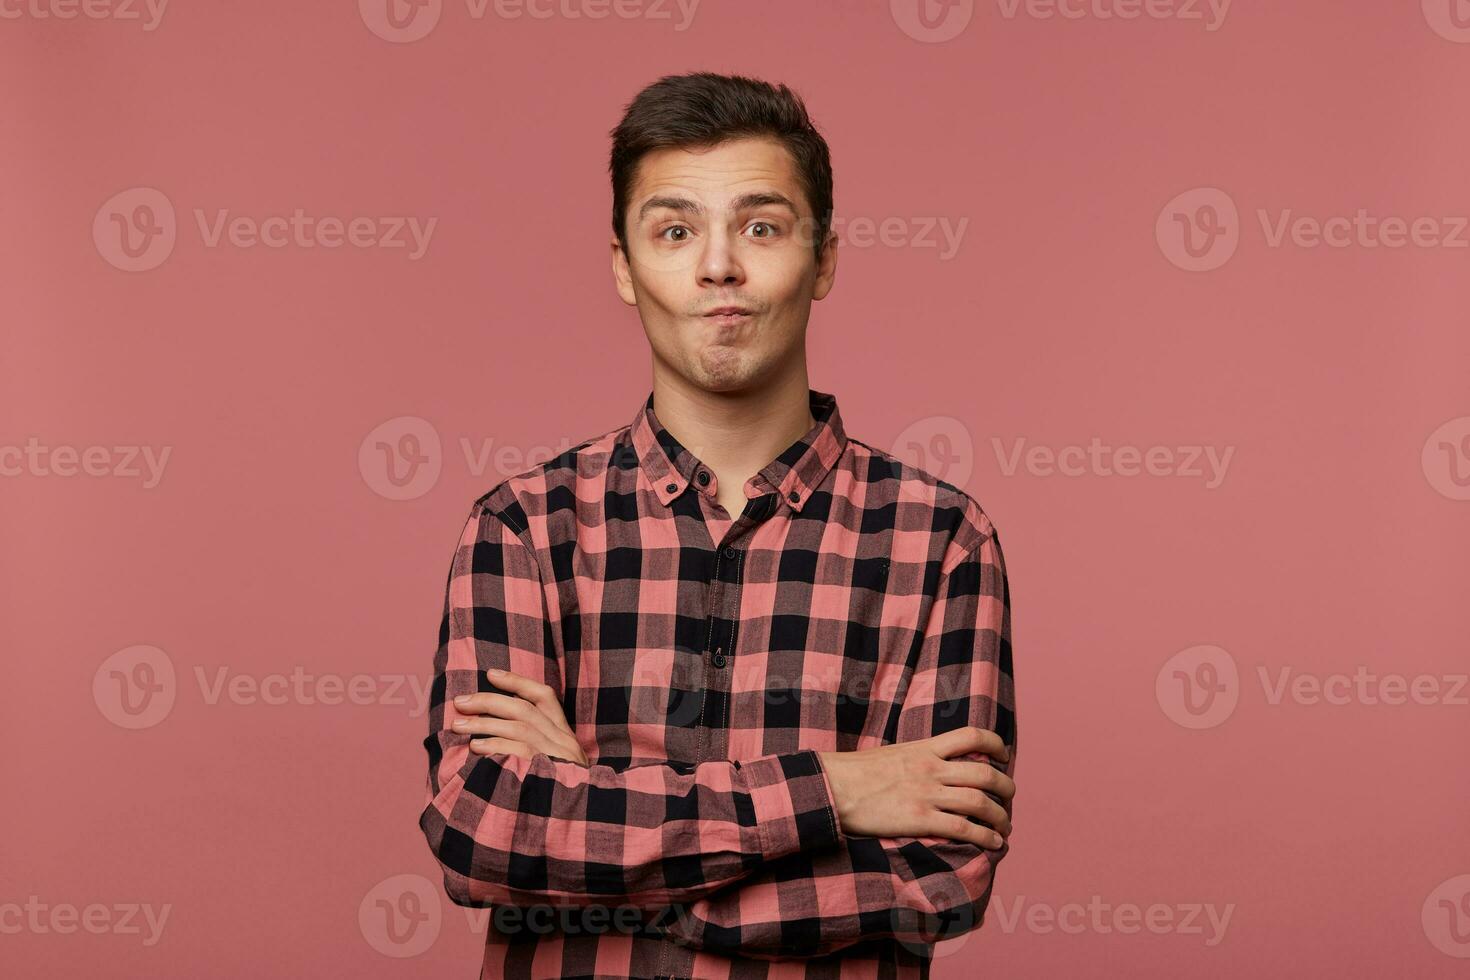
[818,727,1014,849]
[451,668,589,765]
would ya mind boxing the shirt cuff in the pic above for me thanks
[741,749,843,863]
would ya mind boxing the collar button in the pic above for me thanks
[665,482,677,493]
[696,470,709,486]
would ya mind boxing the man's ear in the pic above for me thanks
[813,231,839,301]
[611,235,637,306]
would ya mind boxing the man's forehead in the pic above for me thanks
[631,139,804,210]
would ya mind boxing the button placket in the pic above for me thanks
[694,534,746,767]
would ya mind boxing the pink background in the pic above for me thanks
[4,1,1468,976]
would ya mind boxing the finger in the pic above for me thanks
[458,717,583,764]
[933,726,1009,764]
[466,679,569,742]
[456,691,568,746]
[469,736,534,761]
[455,716,536,741]
[939,757,1016,802]
[543,744,588,765]
[454,690,534,719]
[931,785,1012,839]
[493,691,576,750]
[924,808,1007,850]
[487,669,575,732]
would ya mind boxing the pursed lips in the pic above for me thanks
[701,307,754,323]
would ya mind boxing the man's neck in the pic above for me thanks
[649,372,816,509]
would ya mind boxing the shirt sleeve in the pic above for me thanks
[656,525,1018,959]
[418,500,843,909]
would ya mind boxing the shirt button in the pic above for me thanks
[788,490,799,503]
[696,470,709,486]
[723,546,737,559]
[711,651,726,668]
[665,482,677,493]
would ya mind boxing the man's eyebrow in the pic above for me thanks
[636,192,801,223]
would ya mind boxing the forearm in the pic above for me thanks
[421,738,841,908]
[419,501,836,907]
[661,749,1014,958]
[661,831,1008,958]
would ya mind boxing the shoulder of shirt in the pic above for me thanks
[464,420,632,547]
[459,423,1001,565]
[846,436,1000,566]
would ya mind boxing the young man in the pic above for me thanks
[419,72,1018,980]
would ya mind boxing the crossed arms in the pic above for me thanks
[418,499,1018,958]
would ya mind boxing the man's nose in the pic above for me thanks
[697,230,743,285]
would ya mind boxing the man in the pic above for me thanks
[419,71,1017,980]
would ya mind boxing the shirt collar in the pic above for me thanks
[629,387,848,514]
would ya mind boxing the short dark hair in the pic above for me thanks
[608,72,834,260]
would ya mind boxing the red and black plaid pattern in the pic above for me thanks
[420,388,1017,980]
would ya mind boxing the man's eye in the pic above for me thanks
[660,226,690,242]
[748,222,778,238]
